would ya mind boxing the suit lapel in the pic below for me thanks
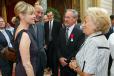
[29,25,36,40]
[61,28,66,45]
[0,31,8,45]
[5,30,13,41]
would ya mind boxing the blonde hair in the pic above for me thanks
[14,1,35,17]
[85,7,111,34]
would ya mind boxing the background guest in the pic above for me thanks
[44,10,62,76]
[0,16,13,76]
[29,3,47,76]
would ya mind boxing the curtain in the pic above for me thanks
[1,0,7,23]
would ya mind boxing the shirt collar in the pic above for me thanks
[0,29,4,32]
[68,24,75,31]
[87,32,102,39]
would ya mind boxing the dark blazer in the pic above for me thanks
[105,27,113,39]
[44,20,62,76]
[30,22,45,49]
[36,22,45,49]
[0,31,8,50]
[0,30,13,50]
[0,30,13,76]
[44,20,62,46]
[29,22,47,76]
[57,24,85,60]
[35,22,47,68]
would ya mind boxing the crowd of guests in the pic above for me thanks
[0,1,114,76]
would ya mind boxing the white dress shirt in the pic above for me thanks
[6,26,14,35]
[49,19,54,30]
[67,24,75,38]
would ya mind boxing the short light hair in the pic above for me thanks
[34,5,44,12]
[66,9,78,18]
[85,7,111,34]
[14,1,35,17]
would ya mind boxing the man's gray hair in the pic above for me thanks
[66,9,78,18]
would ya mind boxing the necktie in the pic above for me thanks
[66,27,69,43]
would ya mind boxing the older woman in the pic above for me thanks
[69,7,111,76]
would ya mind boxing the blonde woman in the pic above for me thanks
[14,1,37,76]
[69,7,111,76]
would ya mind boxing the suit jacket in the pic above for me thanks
[0,30,13,50]
[29,22,47,69]
[36,22,45,50]
[0,30,13,76]
[57,24,85,61]
[44,20,62,46]
[0,31,8,50]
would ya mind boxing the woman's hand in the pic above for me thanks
[69,60,93,76]
[69,60,78,71]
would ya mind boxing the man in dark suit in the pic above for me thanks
[57,9,85,76]
[29,5,46,76]
[0,17,13,76]
[44,11,62,76]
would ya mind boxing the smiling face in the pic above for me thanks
[14,1,36,25]
[47,12,54,21]
[64,10,77,27]
[82,16,96,36]
[0,17,5,29]
[34,5,44,22]
[23,13,36,25]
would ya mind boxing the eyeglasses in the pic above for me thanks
[36,11,44,15]
[64,16,74,19]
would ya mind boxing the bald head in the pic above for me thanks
[34,5,44,22]
[34,5,43,11]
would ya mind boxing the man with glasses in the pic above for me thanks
[57,9,85,76]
